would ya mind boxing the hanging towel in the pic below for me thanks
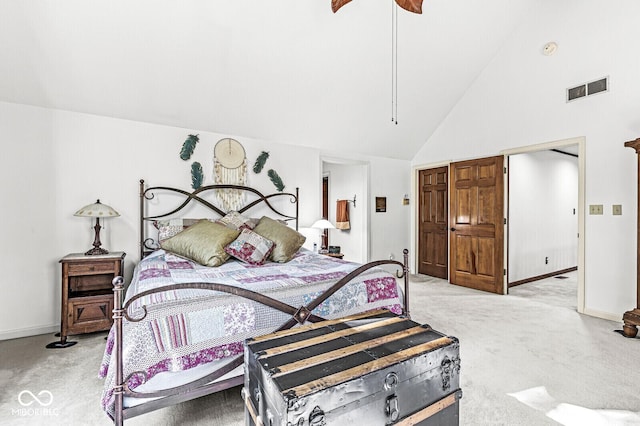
[336,200,350,230]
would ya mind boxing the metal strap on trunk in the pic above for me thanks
[257,314,408,358]
[284,336,453,398]
[242,387,264,426]
[270,325,429,378]
[396,390,461,425]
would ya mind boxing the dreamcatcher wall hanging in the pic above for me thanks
[213,138,247,211]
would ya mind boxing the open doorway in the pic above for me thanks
[502,137,585,313]
[507,148,578,307]
[321,158,370,263]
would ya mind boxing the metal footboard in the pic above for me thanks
[110,249,409,425]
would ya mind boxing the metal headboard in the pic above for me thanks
[139,179,299,259]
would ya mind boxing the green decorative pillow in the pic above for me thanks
[161,220,240,267]
[253,216,306,262]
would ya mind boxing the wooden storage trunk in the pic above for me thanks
[243,309,461,425]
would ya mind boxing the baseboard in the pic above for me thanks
[0,324,58,341]
[508,266,578,288]
[582,308,623,323]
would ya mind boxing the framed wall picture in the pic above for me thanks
[375,197,387,213]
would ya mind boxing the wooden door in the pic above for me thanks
[449,156,505,294]
[418,167,448,278]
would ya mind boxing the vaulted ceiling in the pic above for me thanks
[0,1,538,160]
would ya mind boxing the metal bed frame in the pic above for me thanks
[108,179,410,425]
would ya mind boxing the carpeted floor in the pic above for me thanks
[1,271,639,425]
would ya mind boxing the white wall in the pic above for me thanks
[412,0,640,319]
[508,151,578,283]
[0,101,411,339]
[0,102,58,339]
[369,156,412,264]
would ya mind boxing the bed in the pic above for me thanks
[99,180,410,425]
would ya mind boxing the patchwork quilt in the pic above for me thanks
[99,248,402,415]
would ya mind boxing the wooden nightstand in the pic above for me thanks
[324,252,344,259]
[47,251,125,348]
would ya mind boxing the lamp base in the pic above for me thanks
[85,218,108,255]
[85,247,109,256]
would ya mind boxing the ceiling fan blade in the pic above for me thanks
[332,0,353,13]
[395,0,423,14]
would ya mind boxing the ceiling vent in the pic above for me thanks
[567,77,609,102]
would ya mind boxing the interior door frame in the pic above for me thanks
[501,136,586,314]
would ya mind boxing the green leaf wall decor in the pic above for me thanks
[180,134,200,160]
[191,161,203,189]
[253,151,270,174]
[267,169,285,192]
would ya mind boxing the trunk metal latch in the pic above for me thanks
[441,356,461,391]
[386,394,400,422]
[309,406,326,426]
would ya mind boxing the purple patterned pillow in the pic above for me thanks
[225,229,275,265]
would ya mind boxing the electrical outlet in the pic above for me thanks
[612,204,622,215]
[589,204,603,215]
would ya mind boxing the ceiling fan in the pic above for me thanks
[332,0,423,14]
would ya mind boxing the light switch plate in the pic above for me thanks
[589,204,603,215]
[612,204,622,215]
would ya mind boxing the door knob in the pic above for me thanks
[450,227,456,232]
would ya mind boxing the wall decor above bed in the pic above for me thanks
[179,134,199,160]
[252,151,269,174]
[267,168,285,192]
[190,161,203,189]
[213,138,247,211]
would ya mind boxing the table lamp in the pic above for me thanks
[74,199,120,255]
[311,218,335,251]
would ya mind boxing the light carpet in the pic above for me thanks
[1,271,639,425]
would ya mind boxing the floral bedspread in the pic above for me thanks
[99,248,402,415]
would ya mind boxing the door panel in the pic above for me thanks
[418,166,448,279]
[449,156,505,294]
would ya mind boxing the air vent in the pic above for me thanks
[567,77,609,102]
[567,85,586,101]
[587,77,608,95]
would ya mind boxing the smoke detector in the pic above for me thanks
[542,42,558,56]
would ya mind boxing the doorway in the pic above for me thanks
[321,158,370,263]
[502,137,585,313]
[505,146,580,308]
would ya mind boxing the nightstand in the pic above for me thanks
[47,251,125,348]
[324,253,344,259]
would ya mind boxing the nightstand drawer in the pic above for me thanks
[67,294,114,334]
[67,261,116,275]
